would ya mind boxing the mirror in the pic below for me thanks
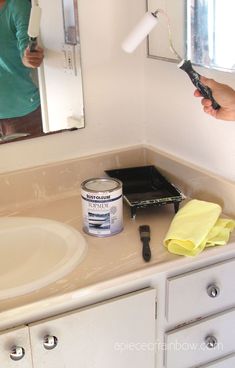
[146,0,235,72]
[0,0,85,144]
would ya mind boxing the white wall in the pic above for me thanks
[0,0,234,183]
[145,59,235,181]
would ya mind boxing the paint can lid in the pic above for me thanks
[81,178,122,192]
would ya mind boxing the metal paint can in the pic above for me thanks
[81,178,123,237]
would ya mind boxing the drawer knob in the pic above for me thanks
[43,335,58,350]
[207,284,220,298]
[205,335,217,349]
[10,346,25,361]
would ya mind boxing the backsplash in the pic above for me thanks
[0,146,147,214]
[0,145,234,217]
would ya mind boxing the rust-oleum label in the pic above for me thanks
[81,178,123,237]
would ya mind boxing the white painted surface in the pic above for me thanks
[165,308,235,368]
[0,326,32,368]
[29,289,156,368]
[1,252,235,368]
[145,59,235,181]
[166,257,235,324]
[0,0,234,183]
[198,353,235,367]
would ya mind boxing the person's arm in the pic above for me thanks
[13,0,44,68]
[194,77,235,121]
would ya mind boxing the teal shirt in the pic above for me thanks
[0,0,40,118]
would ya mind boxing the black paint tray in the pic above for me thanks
[105,165,185,218]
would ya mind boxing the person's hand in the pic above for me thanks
[22,46,44,68]
[194,77,235,121]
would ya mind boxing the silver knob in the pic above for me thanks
[205,335,217,349]
[10,346,25,361]
[207,284,220,298]
[43,335,58,350]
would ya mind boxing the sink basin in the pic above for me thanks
[0,217,87,300]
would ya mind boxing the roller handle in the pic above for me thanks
[178,60,220,110]
[29,37,37,52]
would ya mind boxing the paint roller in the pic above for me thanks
[122,10,220,110]
[28,0,41,52]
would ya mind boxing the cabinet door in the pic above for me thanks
[0,326,32,368]
[29,288,156,368]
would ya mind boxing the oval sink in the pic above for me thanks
[0,217,87,300]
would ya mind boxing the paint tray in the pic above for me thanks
[105,165,185,218]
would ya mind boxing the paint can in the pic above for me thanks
[81,178,123,237]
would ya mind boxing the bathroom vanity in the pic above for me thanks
[0,146,234,368]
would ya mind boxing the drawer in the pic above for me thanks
[197,353,235,367]
[164,307,235,368]
[166,258,235,324]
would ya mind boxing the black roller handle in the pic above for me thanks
[139,225,151,262]
[28,37,37,52]
[178,59,220,110]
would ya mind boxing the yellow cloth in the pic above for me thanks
[164,199,235,257]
